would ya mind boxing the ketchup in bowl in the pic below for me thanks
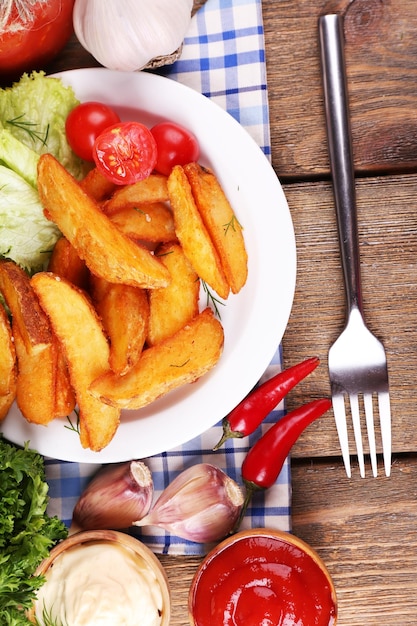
[188,529,337,626]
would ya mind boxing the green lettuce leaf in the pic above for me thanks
[0,128,39,188]
[0,71,85,180]
[0,71,89,274]
[0,165,60,274]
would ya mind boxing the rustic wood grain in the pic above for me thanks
[291,455,417,625]
[157,556,201,624]
[262,0,417,179]
[282,173,417,461]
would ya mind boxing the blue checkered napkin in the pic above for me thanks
[45,0,291,556]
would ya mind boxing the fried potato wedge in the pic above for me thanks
[0,304,17,421]
[48,236,90,290]
[90,275,149,375]
[32,271,121,451]
[147,242,200,346]
[54,347,77,418]
[102,173,169,215]
[37,154,170,290]
[80,166,116,202]
[184,162,248,293]
[0,259,53,355]
[12,324,58,424]
[90,307,224,410]
[0,259,58,424]
[167,165,229,299]
[109,202,177,244]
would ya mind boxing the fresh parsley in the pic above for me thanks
[0,437,68,625]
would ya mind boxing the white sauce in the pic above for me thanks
[34,541,163,626]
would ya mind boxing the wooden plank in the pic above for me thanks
[262,0,417,178]
[159,455,417,625]
[291,455,417,625]
[282,173,417,460]
[157,555,200,624]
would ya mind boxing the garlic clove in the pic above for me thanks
[73,0,194,72]
[71,460,153,532]
[133,463,244,544]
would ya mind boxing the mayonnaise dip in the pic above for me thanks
[34,540,163,626]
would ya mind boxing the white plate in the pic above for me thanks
[1,68,296,463]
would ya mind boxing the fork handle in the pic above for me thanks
[319,14,363,314]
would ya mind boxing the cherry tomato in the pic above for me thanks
[0,0,75,83]
[65,102,121,162]
[93,121,158,185]
[150,122,200,176]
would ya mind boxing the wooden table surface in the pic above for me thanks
[14,0,417,623]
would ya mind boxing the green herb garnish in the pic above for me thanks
[34,601,69,626]
[6,114,50,146]
[223,214,242,236]
[0,437,68,625]
[64,409,80,434]
[202,280,225,319]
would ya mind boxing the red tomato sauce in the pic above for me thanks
[190,532,337,626]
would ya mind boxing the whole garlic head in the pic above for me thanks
[73,0,194,72]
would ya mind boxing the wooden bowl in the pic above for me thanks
[188,528,337,626]
[28,530,170,625]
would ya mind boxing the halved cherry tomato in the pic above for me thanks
[65,102,121,162]
[93,121,157,185]
[150,122,200,176]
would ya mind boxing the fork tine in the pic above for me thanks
[349,393,365,478]
[378,391,392,477]
[332,394,351,478]
[363,393,378,478]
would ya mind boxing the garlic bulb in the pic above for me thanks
[133,463,244,543]
[71,460,154,532]
[73,0,194,72]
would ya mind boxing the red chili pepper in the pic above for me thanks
[233,397,332,533]
[213,356,320,450]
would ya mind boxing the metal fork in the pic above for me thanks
[318,14,392,478]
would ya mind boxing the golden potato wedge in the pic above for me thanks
[0,259,53,355]
[79,166,116,202]
[90,307,224,410]
[147,242,200,346]
[32,271,121,451]
[184,162,248,293]
[13,324,57,425]
[90,274,149,375]
[54,346,77,418]
[102,173,169,215]
[48,236,90,290]
[0,260,58,424]
[37,154,170,290]
[167,165,229,299]
[109,202,177,244]
[0,303,17,421]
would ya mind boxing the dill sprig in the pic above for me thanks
[34,601,69,626]
[202,280,225,319]
[6,114,50,146]
[223,214,242,236]
[64,409,80,434]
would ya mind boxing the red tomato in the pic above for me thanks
[65,102,121,162]
[93,122,158,185]
[150,122,200,176]
[0,0,75,82]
